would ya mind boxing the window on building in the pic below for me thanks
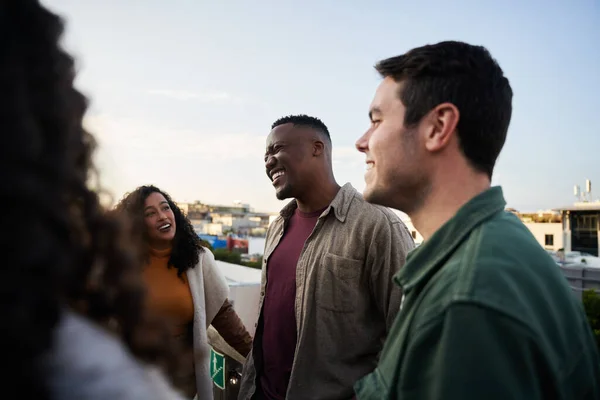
[545,234,554,246]
[412,231,417,239]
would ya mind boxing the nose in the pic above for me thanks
[355,129,371,153]
[157,209,168,221]
[265,155,276,170]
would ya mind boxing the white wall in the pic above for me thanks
[216,260,262,337]
[523,222,563,251]
[228,285,261,337]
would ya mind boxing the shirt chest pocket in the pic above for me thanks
[316,253,362,313]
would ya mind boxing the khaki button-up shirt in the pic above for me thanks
[239,183,415,400]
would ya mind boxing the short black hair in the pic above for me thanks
[271,114,331,141]
[375,40,513,178]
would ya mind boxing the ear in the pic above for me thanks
[423,102,460,153]
[312,139,325,157]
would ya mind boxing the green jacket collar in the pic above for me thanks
[396,186,507,291]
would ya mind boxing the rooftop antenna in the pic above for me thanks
[574,184,581,202]
[585,179,593,202]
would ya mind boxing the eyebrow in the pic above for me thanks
[144,201,168,212]
[265,141,285,156]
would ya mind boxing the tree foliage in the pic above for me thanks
[212,249,263,270]
[582,289,600,350]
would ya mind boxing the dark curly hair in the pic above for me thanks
[114,185,205,277]
[375,41,513,179]
[0,1,184,398]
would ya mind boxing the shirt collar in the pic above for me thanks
[278,182,357,223]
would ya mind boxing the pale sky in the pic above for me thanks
[44,0,599,213]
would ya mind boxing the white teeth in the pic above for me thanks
[272,171,285,180]
[366,163,374,171]
[159,223,171,230]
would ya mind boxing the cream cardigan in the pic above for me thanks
[185,247,229,400]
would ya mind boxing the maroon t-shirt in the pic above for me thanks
[260,207,323,400]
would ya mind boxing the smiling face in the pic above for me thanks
[264,123,316,200]
[143,191,176,249]
[356,77,430,213]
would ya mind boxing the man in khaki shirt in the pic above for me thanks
[238,114,414,400]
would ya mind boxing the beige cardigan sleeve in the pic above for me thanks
[186,247,229,400]
[200,248,229,325]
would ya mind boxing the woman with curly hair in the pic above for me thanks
[115,185,253,399]
[0,1,188,399]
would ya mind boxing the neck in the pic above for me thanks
[296,176,341,213]
[149,240,172,251]
[411,170,490,241]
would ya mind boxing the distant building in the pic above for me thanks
[522,221,563,251]
[404,202,598,255]
[553,179,600,256]
[404,210,565,251]
[191,221,223,236]
[177,200,277,236]
[507,207,564,251]
[555,201,600,256]
[516,210,561,223]
[177,202,189,215]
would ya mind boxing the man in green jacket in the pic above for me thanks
[353,40,600,399]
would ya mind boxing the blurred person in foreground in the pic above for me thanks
[115,185,253,399]
[0,1,189,399]
[238,115,414,400]
[353,40,600,399]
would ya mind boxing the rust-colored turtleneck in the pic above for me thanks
[143,246,253,357]
[143,246,194,337]
[144,245,253,397]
